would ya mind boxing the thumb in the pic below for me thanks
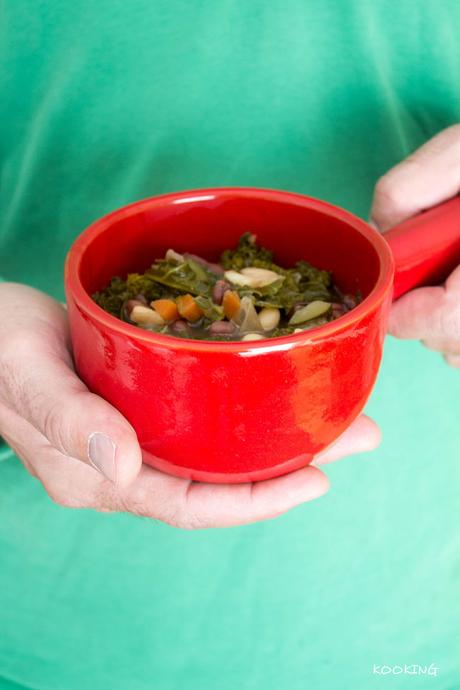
[1,336,142,487]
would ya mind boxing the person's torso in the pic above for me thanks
[1,2,459,689]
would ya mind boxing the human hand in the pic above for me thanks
[370,124,460,368]
[0,283,380,528]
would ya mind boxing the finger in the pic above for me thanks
[0,332,142,487]
[421,337,460,355]
[444,353,460,369]
[113,461,330,529]
[370,124,460,231]
[388,285,460,341]
[313,415,381,465]
[6,411,328,528]
[184,465,329,528]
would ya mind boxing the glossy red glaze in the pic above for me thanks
[386,195,460,299]
[65,188,459,483]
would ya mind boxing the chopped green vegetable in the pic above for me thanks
[92,233,360,341]
[194,296,225,322]
[220,232,273,270]
[92,274,169,319]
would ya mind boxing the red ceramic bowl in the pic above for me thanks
[65,188,460,483]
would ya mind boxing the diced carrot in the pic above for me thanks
[222,290,241,320]
[151,299,180,322]
[176,294,203,322]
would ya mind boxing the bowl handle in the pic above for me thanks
[384,195,460,300]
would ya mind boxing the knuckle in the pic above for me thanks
[374,173,405,212]
[121,497,149,518]
[45,477,113,512]
[444,353,460,369]
[373,156,423,217]
[153,501,206,529]
[148,503,194,529]
[437,301,460,339]
[176,511,209,530]
[109,485,155,519]
[374,173,406,214]
[443,123,460,141]
[422,338,443,353]
[111,484,202,528]
[70,480,213,529]
[41,401,70,454]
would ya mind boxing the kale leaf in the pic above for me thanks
[220,232,273,270]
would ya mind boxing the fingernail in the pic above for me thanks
[88,432,117,482]
[368,218,379,231]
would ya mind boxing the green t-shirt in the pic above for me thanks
[1,2,459,689]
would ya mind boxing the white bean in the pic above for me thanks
[258,307,280,331]
[130,305,165,326]
[165,248,184,263]
[224,270,254,287]
[240,267,283,287]
[288,301,331,325]
[126,299,147,314]
[241,333,265,341]
[224,267,284,289]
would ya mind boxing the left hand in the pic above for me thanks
[0,285,380,530]
[370,124,460,368]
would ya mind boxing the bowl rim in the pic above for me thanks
[65,186,395,353]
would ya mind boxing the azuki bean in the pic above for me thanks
[331,302,345,319]
[170,319,189,333]
[184,253,224,275]
[343,294,357,310]
[209,320,237,335]
[212,280,231,305]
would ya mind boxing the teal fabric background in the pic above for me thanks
[1,1,459,688]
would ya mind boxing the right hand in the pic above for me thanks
[0,283,381,528]
[370,124,460,368]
